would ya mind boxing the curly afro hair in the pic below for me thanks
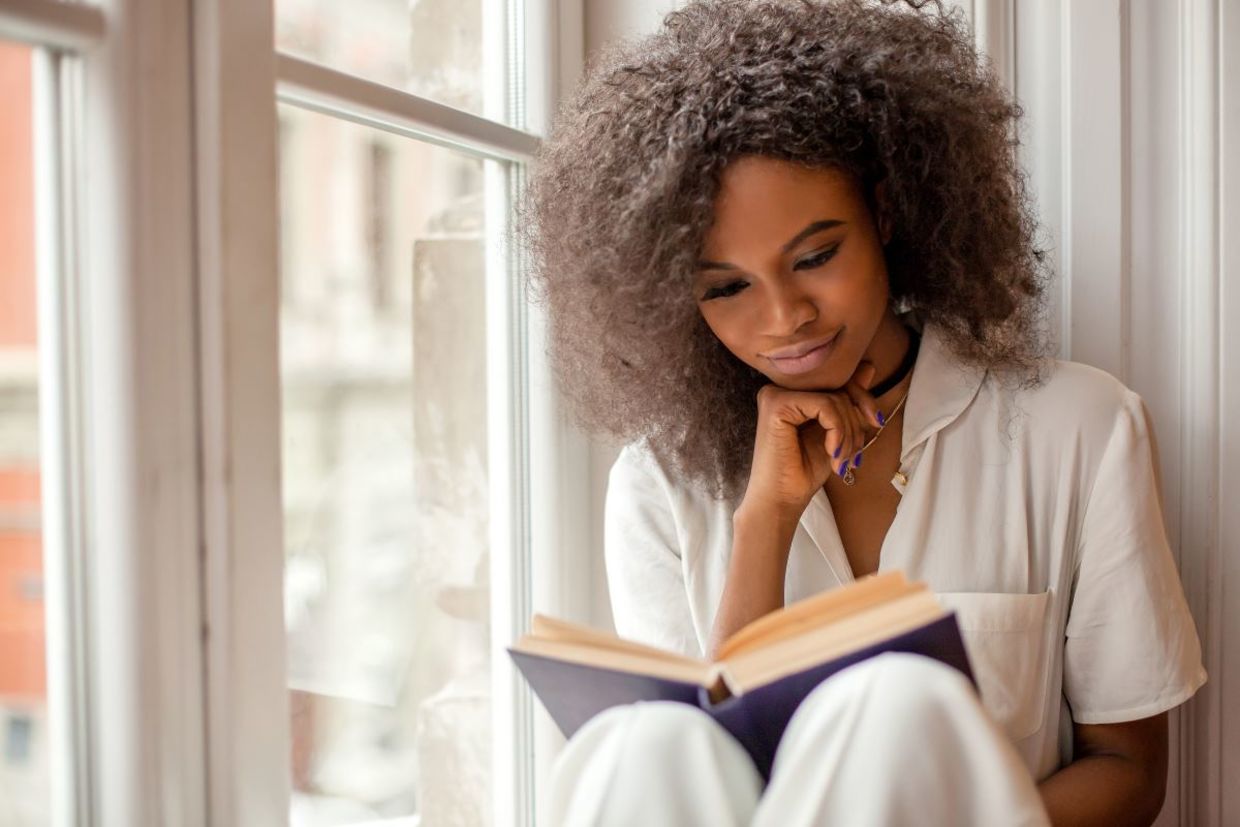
[514,0,1055,502]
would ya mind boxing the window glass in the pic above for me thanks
[279,104,493,826]
[276,0,490,119]
[0,40,51,827]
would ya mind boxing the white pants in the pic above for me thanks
[546,652,1051,826]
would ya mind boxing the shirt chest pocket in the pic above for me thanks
[934,589,1052,742]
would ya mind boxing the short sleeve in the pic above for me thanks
[603,442,703,659]
[1063,389,1208,724]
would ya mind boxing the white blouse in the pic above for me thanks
[603,312,1208,782]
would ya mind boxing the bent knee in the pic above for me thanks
[575,701,731,754]
[800,652,976,719]
[868,651,974,699]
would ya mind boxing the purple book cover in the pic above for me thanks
[508,611,974,781]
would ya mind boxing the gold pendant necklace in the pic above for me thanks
[842,385,910,486]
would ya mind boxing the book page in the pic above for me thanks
[511,636,715,687]
[512,571,935,690]
[717,569,916,660]
[723,591,946,691]
[529,613,707,667]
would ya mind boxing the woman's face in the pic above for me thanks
[694,156,899,392]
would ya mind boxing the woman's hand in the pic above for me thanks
[712,361,884,659]
[739,360,884,521]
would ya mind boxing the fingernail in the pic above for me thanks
[834,443,841,458]
[839,460,849,475]
[877,411,886,426]
[854,452,863,467]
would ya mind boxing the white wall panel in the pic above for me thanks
[1218,1,1240,819]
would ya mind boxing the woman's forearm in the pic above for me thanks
[706,503,800,661]
[1037,754,1164,827]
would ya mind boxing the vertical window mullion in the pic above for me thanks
[32,47,95,827]
[192,1,287,825]
[77,0,205,822]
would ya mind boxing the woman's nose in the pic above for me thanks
[765,280,817,336]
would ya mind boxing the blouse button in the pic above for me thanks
[890,468,909,496]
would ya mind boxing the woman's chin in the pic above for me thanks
[769,369,847,393]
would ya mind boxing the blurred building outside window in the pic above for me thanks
[0,39,50,827]
[277,2,495,823]
[277,0,485,117]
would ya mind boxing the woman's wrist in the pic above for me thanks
[707,504,801,659]
[733,496,805,541]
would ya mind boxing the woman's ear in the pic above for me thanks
[874,179,892,246]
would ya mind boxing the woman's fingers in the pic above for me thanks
[850,403,871,468]
[824,395,855,478]
[812,399,845,469]
[792,394,847,476]
[824,421,850,478]
[828,391,877,478]
[763,387,843,457]
[843,398,860,475]
[845,361,883,429]
[759,385,873,483]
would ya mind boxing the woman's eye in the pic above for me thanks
[702,281,745,301]
[795,246,839,270]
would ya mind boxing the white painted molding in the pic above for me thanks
[78,0,207,822]
[486,14,536,827]
[276,53,541,163]
[1019,1,1227,823]
[1011,0,1065,355]
[487,159,528,827]
[0,0,104,51]
[192,1,289,825]
[1063,0,1127,377]
[1176,0,1224,824]
[971,0,1016,94]
[522,1,593,824]
[1217,0,1240,821]
[33,50,93,827]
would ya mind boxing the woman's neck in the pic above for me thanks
[864,311,917,411]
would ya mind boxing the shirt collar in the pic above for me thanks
[898,310,988,461]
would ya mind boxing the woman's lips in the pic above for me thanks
[766,331,840,375]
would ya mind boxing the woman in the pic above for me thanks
[515,0,1207,824]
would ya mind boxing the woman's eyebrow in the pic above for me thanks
[695,218,847,270]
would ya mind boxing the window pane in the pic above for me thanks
[276,0,491,119]
[0,41,50,827]
[279,104,494,826]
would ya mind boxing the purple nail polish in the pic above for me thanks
[877,411,886,426]
[834,443,841,458]
[840,460,849,475]
[854,452,862,467]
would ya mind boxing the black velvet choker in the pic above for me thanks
[868,326,921,397]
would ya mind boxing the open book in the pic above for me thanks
[507,570,975,779]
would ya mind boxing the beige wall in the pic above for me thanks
[584,0,683,68]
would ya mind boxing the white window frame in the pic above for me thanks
[0,0,588,824]
[5,2,207,825]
